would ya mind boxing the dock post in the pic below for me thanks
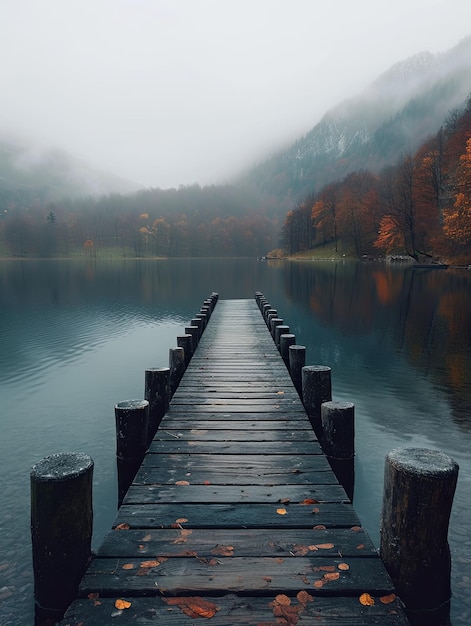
[302,365,332,437]
[144,367,170,440]
[115,399,149,507]
[31,452,93,622]
[269,317,283,339]
[177,334,193,366]
[185,325,199,351]
[321,401,355,501]
[280,333,296,366]
[275,324,290,350]
[289,344,306,396]
[380,447,458,626]
[191,317,204,340]
[169,347,185,397]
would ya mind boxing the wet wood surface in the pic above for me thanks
[60,298,409,624]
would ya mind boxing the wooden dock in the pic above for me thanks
[60,298,410,624]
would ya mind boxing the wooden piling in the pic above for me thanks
[144,367,170,440]
[380,447,459,626]
[274,324,290,350]
[302,365,332,436]
[115,399,149,506]
[289,344,306,396]
[280,333,296,366]
[185,325,199,351]
[321,401,355,501]
[177,333,193,365]
[169,347,185,397]
[31,452,93,621]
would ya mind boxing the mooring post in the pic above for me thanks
[302,365,332,437]
[321,401,355,501]
[270,317,283,339]
[380,447,458,626]
[275,324,290,350]
[31,452,93,622]
[289,344,306,396]
[185,325,199,352]
[177,334,193,365]
[144,367,170,440]
[115,399,149,507]
[195,312,207,331]
[280,333,296,367]
[191,317,203,340]
[169,347,185,396]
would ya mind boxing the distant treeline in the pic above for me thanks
[0,183,280,258]
[281,96,471,262]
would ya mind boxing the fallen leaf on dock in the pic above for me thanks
[163,596,219,619]
[121,563,135,570]
[175,480,190,485]
[276,508,288,515]
[359,593,375,606]
[115,523,130,530]
[379,593,396,604]
[338,563,350,571]
[323,572,340,581]
[314,543,334,550]
[114,599,131,610]
[211,545,234,556]
[296,590,313,605]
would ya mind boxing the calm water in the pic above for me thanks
[0,258,470,625]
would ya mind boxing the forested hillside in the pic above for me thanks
[281,96,471,263]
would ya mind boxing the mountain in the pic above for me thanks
[238,36,471,212]
[0,134,142,201]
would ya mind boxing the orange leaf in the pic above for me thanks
[140,559,163,569]
[175,480,190,486]
[380,593,396,604]
[211,545,234,557]
[276,508,288,515]
[311,507,320,514]
[301,498,319,505]
[163,596,219,619]
[115,523,130,530]
[338,563,350,571]
[314,543,334,550]
[203,480,211,485]
[313,525,326,530]
[313,580,324,588]
[172,529,192,544]
[121,563,135,570]
[115,599,131,610]
[273,594,291,606]
[175,518,188,524]
[323,572,340,581]
[296,590,314,604]
[356,543,365,550]
[359,593,375,606]
[351,526,362,532]
[279,497,290,504]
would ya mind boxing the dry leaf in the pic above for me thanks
[276,508,287,515]
[301,498,319,505]
[313,525,326,530]
[313,580,324,588]
[356,543,365,550]
[175,518,189,524]
[359,593,375,606]
[338,563,350,571]
[296,590,314,604]
[163,596,219,619]
[175,480,190,486]
[115,523,130,530]
[380,593,396,604]
[115,599,131,610]
[273,594,291,606]
[172,529,192,544]
[211,545,234,557]
[351,526,362,532]
[141,533,152,542]
[279,497,290,504]
[122,563,135,570]
[314,543,334,550]
[203,480,211,485]
[323,572,340,581]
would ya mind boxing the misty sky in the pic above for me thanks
[2,0,470,189]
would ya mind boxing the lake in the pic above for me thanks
[0,258,470,625]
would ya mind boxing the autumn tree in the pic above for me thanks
[443,137,471,246]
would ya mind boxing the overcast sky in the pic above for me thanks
[1,0,470,189]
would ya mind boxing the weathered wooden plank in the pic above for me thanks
[147,440,322,455]
[156,428,316,441]
[123,484,349,505]
[114,502,359,529]
[95,527,377,558]
[78,556,394,597]
[62,594,407,625]
[134,467,340,486]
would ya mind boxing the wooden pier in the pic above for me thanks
[60,298,410,624]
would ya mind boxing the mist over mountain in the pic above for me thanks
[238,36,471,212]
[0,134,142,200]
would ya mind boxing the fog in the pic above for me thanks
[1,0,470,189]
